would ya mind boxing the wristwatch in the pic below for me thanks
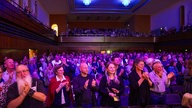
[28,89,35,97]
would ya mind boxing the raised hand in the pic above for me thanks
[59,81,68,88]
[112,88,119,94]
[84,79,89,89]
[65,81,70,91]
[22,82,30,97]
[109,92,116,97]
[91,79,96,87]
[167,72,175,79]
[142,72,149,80]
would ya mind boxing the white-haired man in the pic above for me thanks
[149,61,174,105]
[6,64,46,108]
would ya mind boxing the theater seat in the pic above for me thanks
[145,105,168,108]
[165,93,182,108]
[170,85,183,94]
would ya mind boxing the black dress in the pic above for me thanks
[99,75,124,108]
[128,70,150,107]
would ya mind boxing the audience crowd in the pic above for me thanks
[61,24,192,37]
[0,51,192,108]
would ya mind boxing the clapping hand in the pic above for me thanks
[59,81,68,88]
[167,72,175,79]
[112,88,119,94]
[22,82,30,97]
[91,79,96,87]
[84,79,89,89]
[142,72,149,80]
[109,92,116,97]
[65,81,70,91]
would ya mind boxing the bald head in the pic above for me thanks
[80,63,88,77]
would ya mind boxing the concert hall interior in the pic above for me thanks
[0,0,192,107]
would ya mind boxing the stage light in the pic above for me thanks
[83,0,92,6]
[185,49,188,52]
[107,50,111,54]
[121,0,131,7]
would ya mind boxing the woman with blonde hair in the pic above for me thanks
[99,62,124,108]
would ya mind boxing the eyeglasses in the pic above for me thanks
[17,69,29,74]
[57,69,64,72]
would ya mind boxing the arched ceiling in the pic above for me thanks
[38,0,182,22]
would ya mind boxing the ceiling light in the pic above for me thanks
[83,0,92,6]
[122,0,131,7]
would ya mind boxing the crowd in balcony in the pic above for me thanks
[0,50,192,107]
[61,24,192,37]
[63,28,154,37]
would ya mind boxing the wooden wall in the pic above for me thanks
[129,15,151,33]
[49,14,150,34]
[0,32,57,63]
[154,32,192,52]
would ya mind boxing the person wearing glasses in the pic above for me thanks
[46,65,72,108]
[149,60,174,105]
[6,64,46,108]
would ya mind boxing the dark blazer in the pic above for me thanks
[128,70,151,107]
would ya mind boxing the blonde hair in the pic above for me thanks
[105,62,120,85]
[182,93,192,107]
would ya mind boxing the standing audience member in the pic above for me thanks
[28,58,38,76]
[161,54,170,71]
[91,56,99,75]
[46,65,72,108]
[97,60,105,75]
[112,56,127,80]
[3,58,16,84]
[39,58,47,78]
[183,59,192,93]
[167,60,178,85]
[143,58,154,73]
[51,54,61,66]
[124,59,134,77]
[99,62,124,108]
[149,61,174,105]
[6,64,46,108]
[0,66,5,107]
[61,56,74,80]
[176,56,185,85]
[73,63,98,108]
[1,58,16,108]
[129,58,152,107]
[0,65,4,90]
[43,62,54,87]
